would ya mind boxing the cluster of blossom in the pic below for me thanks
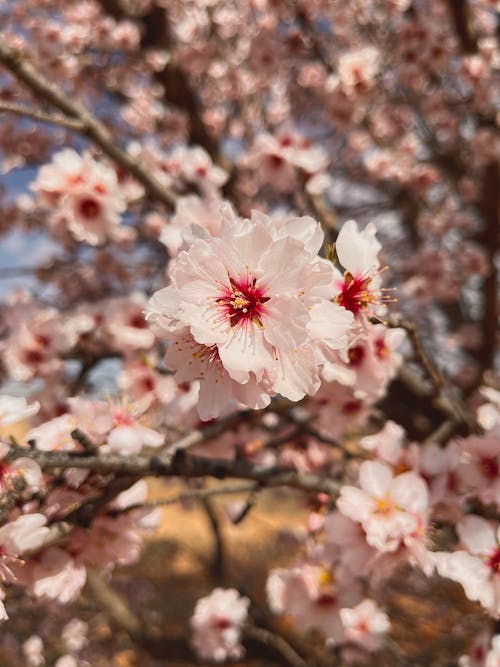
[0,395,159,622]
[0,0,499,664]
[22,618,88,667]
[146,210,402,420]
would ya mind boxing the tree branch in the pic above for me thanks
[6,445,341,496]
[0,40,177,208]
[0,102,85,130]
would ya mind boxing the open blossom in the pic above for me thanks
[337,460,429,553]
[337,47,381,95]
[104,294,156,351]
[321,323,405,398]
[0,514,49,561]
[158,194,228,257]
[31,149,128,245]
[68,395,164,455]
[21,546,87,604]
[433,516,500,617]
[148,211,354,418]
[22,635,45,667]
[332,220,390,319]
[246,131,329,193]
[164,328,272,420]
[459,633,500,667]
[0,514,50,619]
[458,433,500,508]
[340,599,390,651]
[267,564,361,644]
[190,588,250,662]
[477,386,500,431]
[26,414,79,452]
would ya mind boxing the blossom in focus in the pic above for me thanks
[190,588,250,662]
[332,220,389,319]
[148,210,354,418]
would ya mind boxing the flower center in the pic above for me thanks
[213,616,231,630]
[129,314,147,329]
[78,197,101,219]
[480,456,499,480]
[487,547,500,574]
[375,497,396,515]
[316,592,337,608]
[348,345,366,367]
[336,272,375,315]
[113,409,134,427]
[217,275,269,329]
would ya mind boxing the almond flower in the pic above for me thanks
[0,513,50,620]
[148,210,353,418]
[32,149,127,246]
[433,515,500,618]
[190,588,250,663]
[332,220,392,319]
[339,599,390,651]
[266,563,361,644]
[337,460,429,553]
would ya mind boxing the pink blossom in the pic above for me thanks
[24,547,87,604]
[337,47,381,95]
[0,513,49,558]
[337,461,429,553]
[458,433,500,508]
[332,220,390,319]
[62,618,88,653]
[159,195,228,256]
[433,515,500,617]
[32,149,127,246]
[148,210,353,417]
[104,294,156,351]
[190,588,250,663]
[22,635,45,667]
[26,414,79,451]
[340,599,390,651]
[103,397,164,455]
[266,564,360,644]
[323,512,377,577]
[70,514,143,569]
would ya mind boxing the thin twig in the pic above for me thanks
[384,315,444,396]
[71,428,99,455]
[245,625,308,667]
[0,101,85,130]
[200,495,225,581]
[109,482,257,514]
